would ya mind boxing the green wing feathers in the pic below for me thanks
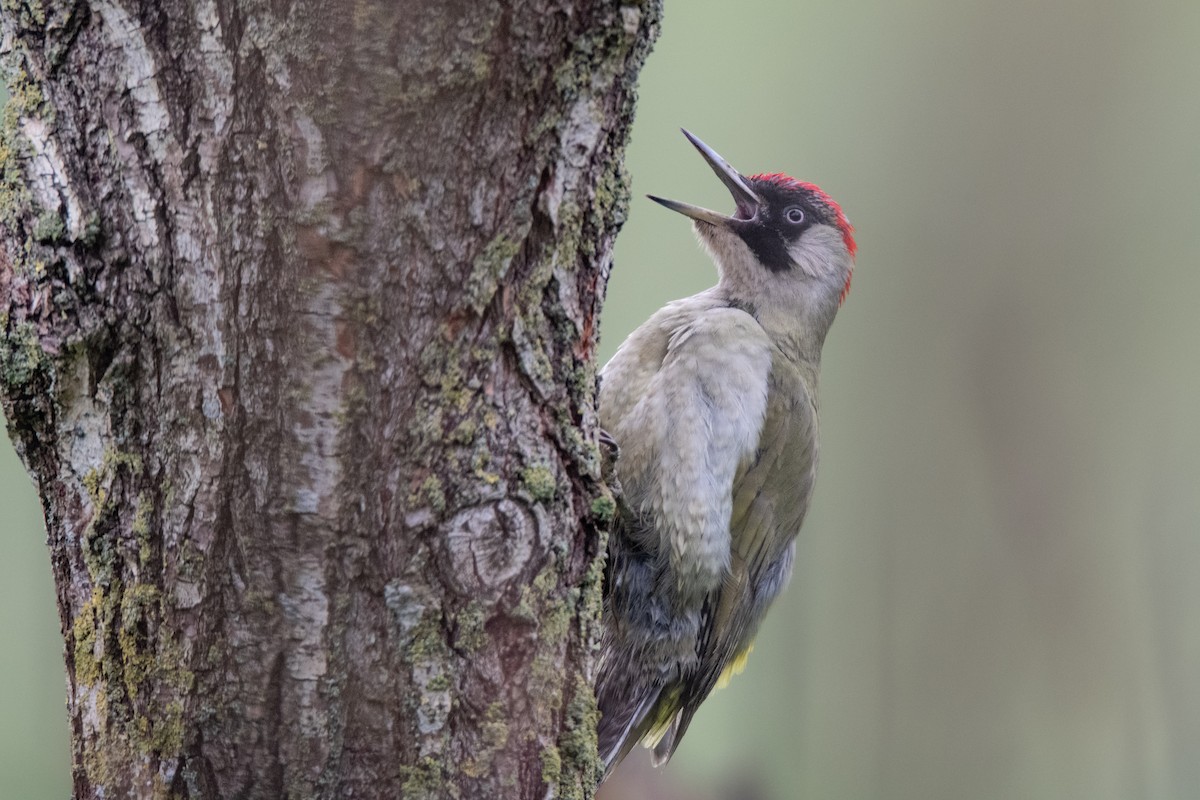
[597,317,819,777]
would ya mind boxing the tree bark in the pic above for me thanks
[0,1,660,797]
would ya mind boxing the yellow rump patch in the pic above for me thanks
[715,643,755,690]
[640,686,683,749]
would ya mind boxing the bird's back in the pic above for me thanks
[596,290,821,773]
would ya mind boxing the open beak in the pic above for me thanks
[647,129,762,227]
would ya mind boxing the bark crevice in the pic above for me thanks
[1,0,661,798]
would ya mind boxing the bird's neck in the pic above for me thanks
[771,327,824,375]
[716,285,830,371]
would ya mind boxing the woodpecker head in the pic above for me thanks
[649,130,856,333]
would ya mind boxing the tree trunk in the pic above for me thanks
[0,1,660,797]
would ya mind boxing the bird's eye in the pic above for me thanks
[784,207,805,224]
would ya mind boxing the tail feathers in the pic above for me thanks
[599,689,659,776]
[650,703,701,767]
[599,680,693,778]
[648,714,680,767]
[599,647,755,776]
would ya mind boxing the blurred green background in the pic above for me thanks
[6,1,1200,797]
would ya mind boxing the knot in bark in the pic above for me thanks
[443,498,544,596]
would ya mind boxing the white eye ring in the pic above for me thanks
[785,207,805,224]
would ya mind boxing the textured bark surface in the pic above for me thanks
[0,1,660,797]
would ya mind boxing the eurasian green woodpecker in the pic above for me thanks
[596,130,856,776]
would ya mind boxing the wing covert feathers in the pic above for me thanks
[597,297,815,778]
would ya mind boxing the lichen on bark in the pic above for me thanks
[0,0,661,798]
